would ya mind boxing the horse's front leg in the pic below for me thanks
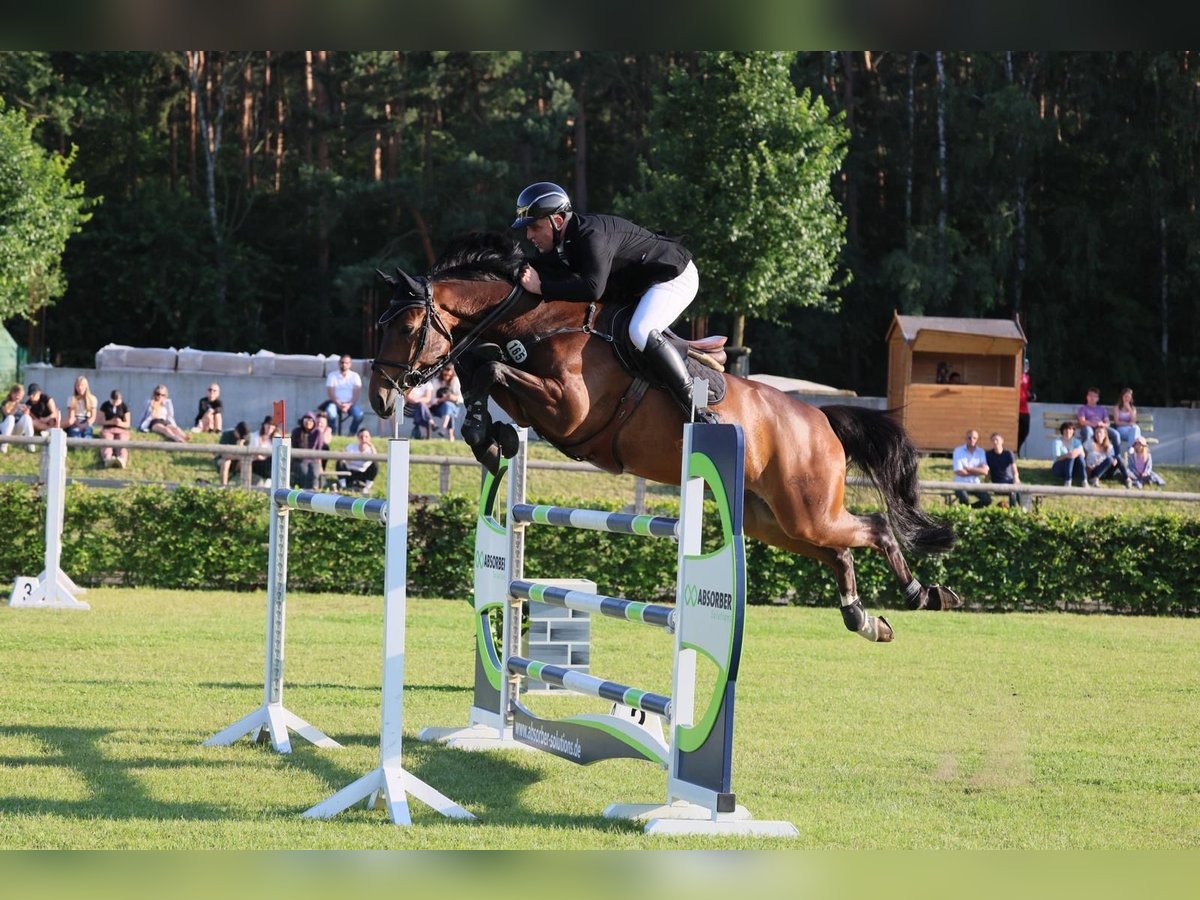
[460,360,560,474]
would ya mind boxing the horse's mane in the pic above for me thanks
[429,231,523,283]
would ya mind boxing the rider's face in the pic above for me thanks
[525,215,561,253]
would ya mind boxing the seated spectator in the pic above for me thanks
[322,354,364,436]
[935,361,950,384]
[1052,421,1087,488]
[314,409,337,477]
[1,383,35,453]
[404,380,435,439]
[985,432,1023,508]
[138,384,190,443]
[1127,436,1166,488]
[1076,387,1121,453]
[1084,423,1131,488]
[64,375,98,439]
[342,428,378,492]
[249,416,277,485]
[947,371,964,384]
[952,428,991,508]
[98,389,131,468]
[216,421,251,486]
[289,411,326,489]
[430,364,463,439]
[26,382,60,435]
[1111,387,1143,454]
[194,383,224,434]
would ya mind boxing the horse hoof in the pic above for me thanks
[472,441,502,476]
[907,590,929,611]
[875,616,894,642]
[492,422,519,458]
[929,585,962,610]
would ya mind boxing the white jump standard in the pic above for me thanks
[8,429,89,609]
[205,436,473,826]
[422,423,797,836]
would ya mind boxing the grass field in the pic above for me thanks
[1,588,1197,850]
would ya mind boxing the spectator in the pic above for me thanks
[1052,421,1087,487]
[314,409,337,479]
[935,361,950,384]
[430,364,463,439]
[1017,358,1034,456]
[985,432,1023,508]
[1075,387,1121,453]
[1127,436,1166,488]
[1,383,35,453]
[26,383,60,434]
[1084,422,1132,488]
[249,416,277,485]
[404,380,435,439]
[216,421,251,486]
[289,411,326,489]
[342,428,378,492]
[1111,387,1143,454]
[952,428,991,508]
[322,354,364,436]
[64,375,98,439]
[947,371,964,384]
[98,388,131,468]
[194,383,224,434]
[138,384,190,442]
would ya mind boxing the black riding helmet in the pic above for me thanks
[512,181,572,228]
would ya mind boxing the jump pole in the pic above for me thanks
[8,429,89,610]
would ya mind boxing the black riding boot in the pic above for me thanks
[642,330,717,424]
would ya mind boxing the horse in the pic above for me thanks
[369,232,960,643]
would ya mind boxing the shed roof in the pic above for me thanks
[888,314,1026,343]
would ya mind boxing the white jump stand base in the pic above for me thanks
[204,703,341,754]
[303,763,476,825]
[9,571,89,610]
[604,800,800,837]
[416,722,539,753]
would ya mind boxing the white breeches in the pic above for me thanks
[628,260,699,350]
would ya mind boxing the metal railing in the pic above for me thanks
[1,433,1197,508]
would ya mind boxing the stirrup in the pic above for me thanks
[693,407,719,425]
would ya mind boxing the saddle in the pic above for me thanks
[604,305,730,407]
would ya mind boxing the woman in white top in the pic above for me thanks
[65,375,98,439]
[138,384,190,442]
[342,428,378,492]
[0,383,35,453]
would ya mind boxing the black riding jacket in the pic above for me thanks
[531,212,692,303]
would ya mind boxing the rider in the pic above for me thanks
[511,181,716,424]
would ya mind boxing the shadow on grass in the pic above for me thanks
[0,724,231,821]
[277,731,645,832]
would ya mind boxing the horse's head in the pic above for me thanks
[369,232,524,420]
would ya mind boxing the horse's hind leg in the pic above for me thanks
[744,496,893,643]
[856,510,961,611]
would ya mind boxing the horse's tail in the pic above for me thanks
[820,404,957,556]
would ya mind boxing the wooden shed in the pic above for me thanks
[885,313,1027,452]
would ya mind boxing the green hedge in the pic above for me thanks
[0,483,1195,614]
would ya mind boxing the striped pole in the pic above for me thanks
[511,503,678,539]
[507,656,671,719]
[510,579,675,631]
[272,488,387,522]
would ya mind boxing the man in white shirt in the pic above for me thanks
[322,354,364,436]
[952,428,991,508]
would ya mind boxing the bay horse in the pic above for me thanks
[369,233,960,643]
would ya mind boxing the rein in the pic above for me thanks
[372,279,525,391]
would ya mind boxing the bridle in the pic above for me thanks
[371,274,525,393]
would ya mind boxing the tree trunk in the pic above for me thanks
[572,52,588,210]
[1160,211,1170,404]
[242,58,254,190]
[905,51,915,244]
[935,50,948,249]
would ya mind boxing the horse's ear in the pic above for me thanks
[376,268,398,287]
[395,267,428,299]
